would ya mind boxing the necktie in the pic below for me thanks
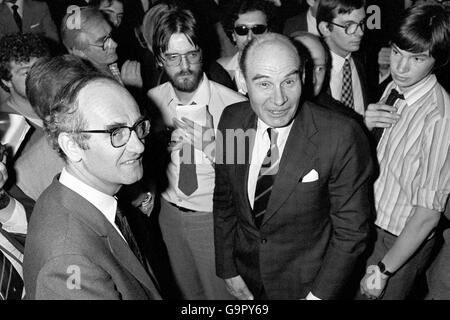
[178,142,198,196]
[114,206,145,269]
[11,5,22,32]
[0,249,23,300]
[372,88,405,144]
[253,128,279,228]
[341,58,354,109]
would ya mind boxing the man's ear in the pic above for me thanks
[1,78,12,90]
[318,21,332,37]
[70,47,87,58]
[58,132,84,163]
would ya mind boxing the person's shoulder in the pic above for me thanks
[219,101,252,126]
[209,79,246,103]
[147,82,171,105]
[26,0,50,11]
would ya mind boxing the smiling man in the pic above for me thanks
[317,0,372,116]
[213,33,374,300]
[23,74,161,299]
[360,3,450,300]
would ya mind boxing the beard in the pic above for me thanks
[169,68,202,93]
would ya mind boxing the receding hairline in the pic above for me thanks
[246,34,300,66]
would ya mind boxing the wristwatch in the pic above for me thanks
[377,261,394,277]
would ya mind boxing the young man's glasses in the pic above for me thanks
[163,50,202,67]
[74,118,151,148]
[233,24,268,36]
[326,20,366,35]
[88,34,113,51]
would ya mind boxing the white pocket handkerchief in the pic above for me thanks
[30,23,40,29]
[301,169,319,183]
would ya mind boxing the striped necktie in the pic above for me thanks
[372,88,405,144]
[341,58,354,109]
[253,128,279,228]
[0,248,23,300]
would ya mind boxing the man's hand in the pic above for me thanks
[172,105,215,158]
[224,275,254,300]
[378,47,391,79]
[360,265,389,299]
[364,103,400,130]
[121,60,143,88]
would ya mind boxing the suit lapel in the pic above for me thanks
[22,0,33,31]
[352,55,369,109]
[261,102,318,226]
[0,4,19,32]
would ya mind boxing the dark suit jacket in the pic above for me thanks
[213,101,374,299]
[0,0,58,42]
[283,10,307,37]
[23,177,161,300]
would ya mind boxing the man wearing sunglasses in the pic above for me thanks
[317,0,374,118]
[218,0,273,94]
[23,73,161,299]
[147,6,246,300]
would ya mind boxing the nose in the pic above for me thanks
[396,56,410,74]
[126,130,145,154]
[246,30,254,42]
[106,38,118,52]
[273,85,287,106]
[179,54,190,70]
[355,23,364,37]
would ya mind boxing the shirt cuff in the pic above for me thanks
[306,292,321,300]
[1,198,28,234]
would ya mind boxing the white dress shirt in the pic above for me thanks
[329,51,364,116]
[247,119,293,208]
[306,8,319,36]
[59,167,126,241]
[6,0,23,17]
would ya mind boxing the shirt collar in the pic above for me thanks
[168,73,211,106]
[256,118,294,142]
[306,8,319,35]
[395,74,437,107]
[59,167,118,226]
[330,50,351,72]
[6,0,23,12]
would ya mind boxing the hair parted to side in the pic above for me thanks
[0,33,50,92]
[45,74,117,160]
[392,3,450,68]
[152,5,203,62]
[142,3,171,53]
[239,32,304,79]
[60,6,107,52]
[26,55,103,120]
[316,0,366,34]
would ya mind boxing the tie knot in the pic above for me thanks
[391,89,404,100]
[12,4,18,11]
[344,58,351,68]
[267,128,278,145]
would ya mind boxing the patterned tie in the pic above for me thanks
[372,88,405,144]
[114,205,145,269]
[253,128,279,228]
[0,249,23,300]
[11,5,22,32]
[341,58,354,109]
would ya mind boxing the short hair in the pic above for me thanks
[45,74,118,160]
[392,3,450,68]
[60,6,108,52]
[222,0,275,35]
[26,55,103,120]
[142,3,171,53]
[316,0,366,33]
[152,6,204,61]
[0,33,49,92]
[239,32,304,79]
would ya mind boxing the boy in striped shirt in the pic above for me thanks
[359,3,450,299]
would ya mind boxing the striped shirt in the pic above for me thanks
[109,63,124,86]
[374,74,450,236]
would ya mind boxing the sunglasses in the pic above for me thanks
[233,24,268,36]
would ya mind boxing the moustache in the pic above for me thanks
[176,70,194,77]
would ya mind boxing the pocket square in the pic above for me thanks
[30,23,40,29]
[301,169,319,183]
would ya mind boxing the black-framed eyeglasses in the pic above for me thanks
[88,34,113,51]
[326,19,366,35]
[163,49,202,67]
[74,118,151,148]
[234,24,268,36]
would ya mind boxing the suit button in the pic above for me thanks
[261,238,267,244]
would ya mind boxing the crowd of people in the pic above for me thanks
[0,0,449,300]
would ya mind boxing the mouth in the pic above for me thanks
[268,109,289,117]
[121,156,142,166]
[392,73,408,82]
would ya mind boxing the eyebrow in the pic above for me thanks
[251,69,300,82]
[104,116,145,130]
[392,44,430,57]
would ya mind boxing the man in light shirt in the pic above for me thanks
[283,0,321,36]
[360,3,450,300]
[23,74,161,299]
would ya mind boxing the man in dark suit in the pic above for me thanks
[213,32,374,300]
[23,74,161,299]
[0,0,58,42]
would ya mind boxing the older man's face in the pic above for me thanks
[75,80,145,195]
[82,19,118,67]
[245,39,302,128]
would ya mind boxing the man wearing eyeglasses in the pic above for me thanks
[23,73,161,299]
[317,0,373,117]
[61,6,142,89]
[147,6,246,300]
